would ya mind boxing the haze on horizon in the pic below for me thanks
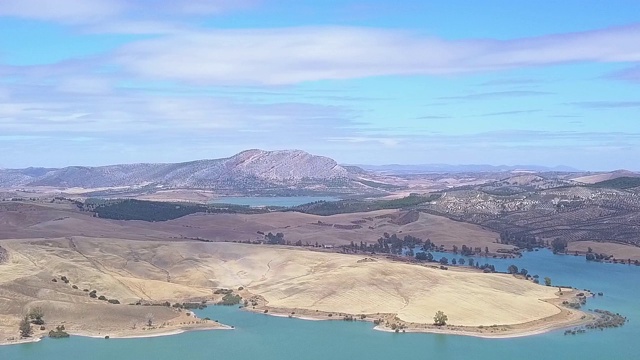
[0,0,639,171]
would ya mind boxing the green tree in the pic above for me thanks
[544,277,552,286]
[19,316,32,337]
[507,265,519,274]
[433,311,448,326]
[28,306,45,325]
[551,238,568,254]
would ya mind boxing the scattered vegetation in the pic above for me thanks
[48,325,70,339]
[28,307,45,325]
[590,177,640,190]
[85,198,271,221]
[219,293,242,306]
[290,194,441,216]
[89,199,208,221]
[19,316,32,337]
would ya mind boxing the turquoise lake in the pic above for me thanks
[3,249,638,360]
[210,196,339,207]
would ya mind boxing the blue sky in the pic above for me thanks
[0,0,639,170]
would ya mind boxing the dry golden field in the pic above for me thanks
[0,238,580,343]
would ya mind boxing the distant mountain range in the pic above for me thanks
[356,163,580,174]
[0,149,371,194]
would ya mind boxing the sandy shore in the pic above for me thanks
[72,323,232,340]
[0,324,231,346]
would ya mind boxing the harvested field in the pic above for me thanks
[0,238,579,342]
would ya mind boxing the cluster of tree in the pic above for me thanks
[48,325,70,339]
[590,176,640,190]
[86,198,271,222]
[28,307,44,325]
[415,253,485,270]
[219,293,242,306]
[90,199,209,221]
[585,249,613,262]
[264,232,285,245]
[415,252,433,261]
[452,244,488,256]
[19,307,46,337]
[375,233,425,255]
[551,238,568,254]
[478,263,496,273]
[507,265,529,276]
[345,234,434,255]
[499,231,544,250]
[290,194,441,216]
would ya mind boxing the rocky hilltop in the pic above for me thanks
[0,149,370,194]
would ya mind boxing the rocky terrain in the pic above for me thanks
[417,174,640,248]
[0,149,385,196]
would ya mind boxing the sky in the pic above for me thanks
[0,0,639,170]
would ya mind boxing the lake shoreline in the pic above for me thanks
[0,323,233,347]
[244,291,593,339]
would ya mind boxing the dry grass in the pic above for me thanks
[568,241,640,261]
[0,238,570,343]
[0,202,509,253]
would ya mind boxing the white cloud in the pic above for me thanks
[56,76,113,94]
[112,24,640,85]
[329,136,400,147]
[0,0,259,27]
[0,0,125,24]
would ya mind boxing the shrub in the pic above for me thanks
[19,316,32,337]
[28,307,44,325]
[218,293,242,306]
[48,325,70,339]
[433,311,448,326]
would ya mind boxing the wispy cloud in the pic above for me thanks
[0,0,125,24]
[0,0,258,24]
[549,114,582,118]
[478,109,542,117]
[569,101,640,109]
[479,78,542,86]
[416,115,451,119]
[606,65,640,84]
[438,91,551,101]
[327,136,401,147]
[109,24,640,85]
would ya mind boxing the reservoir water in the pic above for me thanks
[210,196,339,207]
[3,249,638,360]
